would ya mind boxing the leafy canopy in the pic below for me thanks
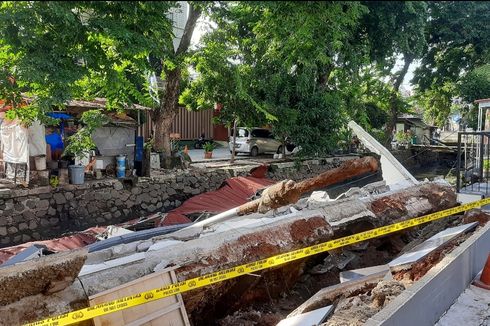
[0,1,177,121]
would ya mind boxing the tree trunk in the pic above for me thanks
[151,4,201,158]
[153,68,181,157]
[385,54,414,145]
[230,119,237,164]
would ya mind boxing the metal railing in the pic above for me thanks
[456,131,490,195]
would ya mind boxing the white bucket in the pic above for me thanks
[96,159,104,170]
[34,156,46,171]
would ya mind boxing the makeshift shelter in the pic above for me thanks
[395,114,435,145]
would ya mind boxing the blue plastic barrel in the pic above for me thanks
[116,155,126,178]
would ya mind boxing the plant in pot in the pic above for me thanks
[63,110,107,184]
[203,141,215,159]
[394,130,411,149]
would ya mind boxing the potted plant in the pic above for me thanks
[203,141,215,159]
[63,110,107,184]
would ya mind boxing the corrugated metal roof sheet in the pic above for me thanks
[0,227,105,265]
[159,176,275,226]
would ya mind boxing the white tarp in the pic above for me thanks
[0,119,30,182]
[0,119,28,164]
[28,120,47,157]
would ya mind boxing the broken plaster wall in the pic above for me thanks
[3,181,457,325]
[0,158,349,248]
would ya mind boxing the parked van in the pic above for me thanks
[229,127,283,156]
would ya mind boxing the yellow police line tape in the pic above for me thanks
[26,197,490,326]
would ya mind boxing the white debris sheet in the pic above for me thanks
[435,284,490,326]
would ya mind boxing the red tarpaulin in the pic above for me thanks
[159,176,275,226]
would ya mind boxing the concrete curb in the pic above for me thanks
[366,222,490,326]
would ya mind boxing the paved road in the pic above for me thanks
[188,144,283,162]
[188,146,257,162]
[188,147,230,162]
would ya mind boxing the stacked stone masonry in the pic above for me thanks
[0,158,348,247]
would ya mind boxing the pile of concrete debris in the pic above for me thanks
[1,122,489,326]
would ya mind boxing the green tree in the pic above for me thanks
[459,64,490,103]
[185,1,370,156]
[0,1,203,157]
[358,1,428,142]
[183,1,431,154]
[413,2,490,127]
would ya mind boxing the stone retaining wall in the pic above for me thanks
[0,157,354,247]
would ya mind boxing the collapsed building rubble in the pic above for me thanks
[0,170,459,325]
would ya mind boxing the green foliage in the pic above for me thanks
[49,175,59,188]
[416,82,456,127]
[459,65,490,103]
[203,141,215,153]
[395,130,412,144]
[144,138,154,152]
[0,1,176,117]
[414,2,490,91]
[183,2,432,155]
[360,1,428,69]
[413,2,490,126]
[338,127,352,151]
[63,110,108,160]
[484,159,490,171]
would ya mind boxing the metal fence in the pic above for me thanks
[138,107,215,141]
[456,131,490,195]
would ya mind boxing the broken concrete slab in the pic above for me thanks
[9,181,458,325]
[389,222,478,272]
[277,305,333,326]
[340,265,390,283]
[366,221,490,326]
[327,280,406,325]
[348,121,417,187]
[310,251,357,275]
[288,272,386,318]
[0,278,89,326]
[0,248,87,306]
[79,252,146,277]
[178,156,380,235]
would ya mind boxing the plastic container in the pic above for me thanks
[116,155,126,179]
[34,156,46,171]
[47,160,58,170]
[59,160,69,169]
[96,159,104,170]
[68,165,85,184]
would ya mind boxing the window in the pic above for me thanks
[252,129,275,138]
[251,129,269,138]
[232,128,249,138]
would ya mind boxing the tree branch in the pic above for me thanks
[175,3,201,56]
[392,53,414,91]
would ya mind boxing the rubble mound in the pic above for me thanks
[324,280,405,326]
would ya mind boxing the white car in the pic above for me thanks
[229,128,283,156]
